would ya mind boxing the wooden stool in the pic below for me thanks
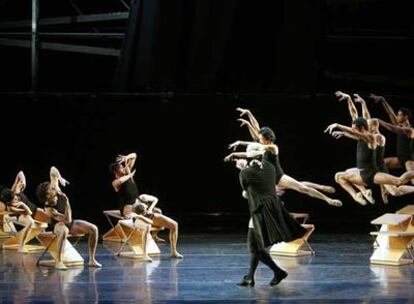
[102,210,127,243]
[36,232,84,267]
[2,219,47,252]
[270,213,315,257]
[0,211,16,239]
[117,219,161,259]
[370,213,414,266]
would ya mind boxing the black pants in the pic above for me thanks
[247,228,282,278]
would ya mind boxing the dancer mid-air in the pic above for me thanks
[224,108,342,207]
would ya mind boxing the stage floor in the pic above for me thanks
[1,233,414,303]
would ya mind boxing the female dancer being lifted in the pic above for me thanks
[224,108,342,207]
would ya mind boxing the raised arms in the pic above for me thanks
[354,94,371,120]
[335,91,358,121]
[370,94,398,125]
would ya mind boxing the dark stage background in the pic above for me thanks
[1,93,413,233]
[0,0,413,233]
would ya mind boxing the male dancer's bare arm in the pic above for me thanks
[378,120,412,136]
[50,167,70,193]
[370,94,398,125]
[45,193,72,224]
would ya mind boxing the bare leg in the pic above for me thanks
[374,171,414,186]
[54,223,69,270]
[18,215,34,253]
[335,171,367,205]
[405,160,414,184]
[301,182,336,194]
[152,214,183,258]
[384,184,414,197]
[279,175,342,207]
[120,217,152,262]
[71,220,101,268]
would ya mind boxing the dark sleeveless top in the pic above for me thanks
[118,178,139,215]
[356,140,377,186]
[18,192,38,215]
[376,145,388,173]
[396,132,414,163]
[263,150,285,184]
[45,194,73,231]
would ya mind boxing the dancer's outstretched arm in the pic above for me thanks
[378,120,413,136]
[370,94,398,125]
[331,131,359,141]
[325,123,371,142]
[237,108,261,131]
[228,141,278,154]
[238,118,260,141]
[335,91,358,120]
[354,94,371,120]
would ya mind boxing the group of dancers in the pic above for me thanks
[224,93,414,286]
[0,154,182,270]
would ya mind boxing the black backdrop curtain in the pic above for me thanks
[115,0,284,92]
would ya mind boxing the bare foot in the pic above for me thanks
[361,189,375,204]
[88,260,102,268]
[381,187,389,205]
[143,255,153,262]
[55,262,68,270]
[328,199,342,207]
[17,247,29,254]
[354,193,367,206]
[153,235,166,243]
[171,252,183,259]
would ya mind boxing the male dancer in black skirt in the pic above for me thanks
[231,143,306,287]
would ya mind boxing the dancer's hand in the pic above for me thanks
[236,107,250,117]
[368,94,385,103]
[58,176,70,187]
[224,153,234,162]
[335,91,351,102]
[238,118,249,127]
[228,141,241,150]
[236,159,247,170]
[130,169,136,178]
[275,186,286,196]
[116,154,126,163]
[332,131,344,139]
[324,123,338,134]
[353,94,363,103]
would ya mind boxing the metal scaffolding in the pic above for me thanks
[0,0,130,91]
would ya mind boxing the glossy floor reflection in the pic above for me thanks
[1,233,414,303]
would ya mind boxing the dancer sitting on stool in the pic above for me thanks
[36,166,101,270]
[0,171,41,252]
[110,152,183,259]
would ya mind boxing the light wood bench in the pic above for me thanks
[36,231,85,268]
[370,213,414,266]
[102,210,161,259]
[270,213,315,257]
